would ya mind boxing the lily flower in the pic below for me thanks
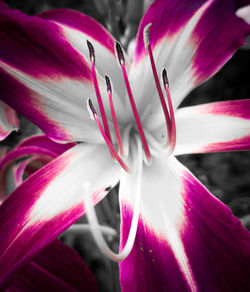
[0,0,250,290]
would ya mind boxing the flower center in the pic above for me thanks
[86,23,176,172]
[85,24,177,262]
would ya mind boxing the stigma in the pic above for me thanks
[86,23,176,171]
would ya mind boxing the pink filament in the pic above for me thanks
[87,41,112,144]
[162,69,176,154]
[88,99,129,172]
[105,76,124,156]
[116,43,151,161]
[87,38,176,168]
[147,44,171,146]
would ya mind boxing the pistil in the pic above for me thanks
[83,136,143,262]
[115,42,151,161]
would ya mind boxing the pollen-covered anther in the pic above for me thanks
[162,68,176,155]
[115,42,151,162]
[143,23,152,50]
[105,75,124,156]
[87,99,129,172]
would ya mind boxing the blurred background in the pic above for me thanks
[1,0,250,291]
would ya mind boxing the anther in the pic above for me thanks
[87,97,97,115]
[87,40,95,64]
[105,75,124,156]
[115,42,125,65]
[87,40,112,144]
[162,69,176,155]
[143,24,171,147]
[105,75,112,93]
[162,68,169,87]
[87,99,129,172]
[115,42,151,161]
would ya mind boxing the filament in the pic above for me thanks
[143,24,171,146]
[87,40,113,143]
[87,99,129,172]
[105,75,124,156]
[162,69,176,155]
[115,42,151,162]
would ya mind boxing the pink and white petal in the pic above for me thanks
[39,9,130,101]
[119,155,250,291]
[119,155,196,291]
[0,65,107,144]
[17,135,76,155]
[177,160,250,291]
[0,143,119,287]
[0,4,107,143]
[129,0,250,118]
[0,4,91,81]
[0,100,19,140]
[0,146,58,202]
[174,99,250,155]
[5,239,98,292]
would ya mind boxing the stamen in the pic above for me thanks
[87,99,129,172]
[87,40,113,143]
[83,137,143,262]
[105,75,124,156]
[162,69,176,155]
[115,42,151,161]
[143,24,172,146]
